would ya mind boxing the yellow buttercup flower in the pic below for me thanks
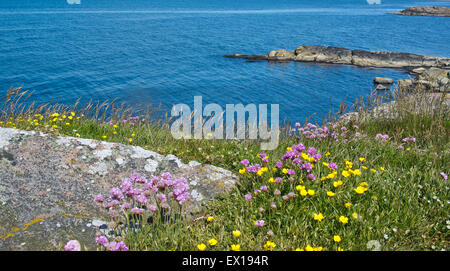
[263,241,276,250]
[339,216,349,224]
[307,189,315,196]
[337,247,344,251]
[352,212,358,219]
[232,230,241,238]
[300,189,308,196]
[342,170,351,178]
[359,157,366,162]
[208,238,218,246]
[354,186,368,194]
[333,235,342,242]
[314,213,324,221]
[305,245,314,251]
[207,216,215,222]
[239,168,246,175]
[231,244,241,251]
[197,243,206,251]
[296,185,305,192]
[345,203,352,208]
[352,169,362,176]
[333,181,343,188]
[327,191,335,197]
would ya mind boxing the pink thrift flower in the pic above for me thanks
[255,220,264,227]
[64,240,81,251]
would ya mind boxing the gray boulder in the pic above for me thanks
[0,128,238,250]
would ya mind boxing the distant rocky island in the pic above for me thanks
[389,6,450,17]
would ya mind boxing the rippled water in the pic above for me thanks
[0,0,449,123]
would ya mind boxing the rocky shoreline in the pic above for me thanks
[388,6,450,17]
[224,45,450,70]
[225,45,450,92]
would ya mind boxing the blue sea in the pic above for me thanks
[0,0,449,123]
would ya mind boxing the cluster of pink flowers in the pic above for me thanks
[64,240,81,251]
[108,116,143,127]
[94,172,190,219]
[398,137,416,150]
[290,122,365,141]
[375,133,390,142]
[95,236,129,251]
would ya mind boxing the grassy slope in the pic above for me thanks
[1,87,449,251]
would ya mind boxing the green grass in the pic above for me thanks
[1,86,449,251]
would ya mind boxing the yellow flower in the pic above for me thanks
[307,189,315,196]
[337,247,344,251]
[352,169,362,176]
[239,168,246,175]
[263,241,276,250]
[345,160,353,169]
[362,166,368,170]
[208,238,217,246]
[113,131,117,135]
[131,133,135,137]
[268,177,274,183]
[286,147,292,151]
[257,169,264,176]
[333,235,342,242]
[354,186,368,194]
[305,245,314,251]
[370,169,377,173]
[70,112,75,116]
[231,244,241,251]
[128,138,133,143]
[339,216,349,224]
[342,170,351,178]
[314,213,324,221]
[300,189,308,196]
[360,182,368,187]
[344,203,352,208]
[282,168,288,174]
[379,167,385,172]
[295,248,304,251]
[313,246,323,251]
[359,157,366,162]
[352,212,358,219]
[326,191,335,197]
[197,243,206,251]
[296,185,305,192]
[102,136,107,139]
[232,230,241,238]
[325,152,330,156]
[333,181,343,188]
[207,216,215,222]
[113,124,118,128]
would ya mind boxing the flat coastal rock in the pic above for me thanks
[0,128,238,250]
[225,45,450,69]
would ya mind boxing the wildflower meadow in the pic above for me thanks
[1,86,449,251]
